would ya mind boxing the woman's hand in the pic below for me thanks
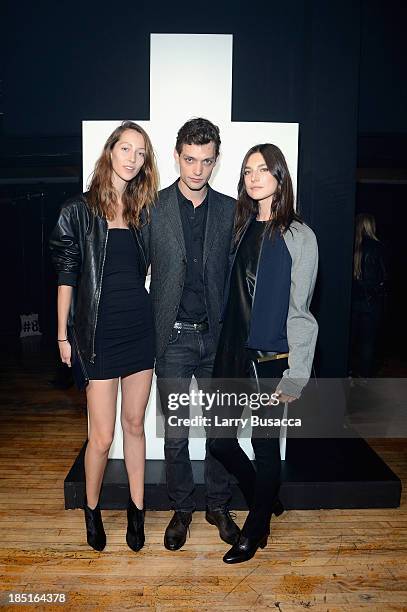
[275,389,297,403]
[59,340,72,367]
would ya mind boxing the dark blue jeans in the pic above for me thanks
[155,327,231,512]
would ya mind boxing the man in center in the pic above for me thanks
[143,117,239,550]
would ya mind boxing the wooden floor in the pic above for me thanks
[1,346,406,611]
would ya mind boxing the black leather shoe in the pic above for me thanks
[126,498,145,552]
[205,507,240,545]
[84,498,106,552]
[223,533,268,564]
[164,511,192,550]
[272,498,284,517]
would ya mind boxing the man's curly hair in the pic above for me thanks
[175,117,221,157]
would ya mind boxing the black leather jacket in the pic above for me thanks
[49,194,147,363]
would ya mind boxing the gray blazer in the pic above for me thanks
[142,181,236,359]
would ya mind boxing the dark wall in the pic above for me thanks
[358,0,407,134]
[3,1,308,136]
[2,0,378,376]
[4,0,406,139]
[298,1,360,375]
[355,183,407,357]
[2,185,79,343]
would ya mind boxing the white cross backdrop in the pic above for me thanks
[82,33,298,461]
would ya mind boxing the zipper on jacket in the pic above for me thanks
[133,228,147,275]
[90,227,109,363]
[71,325,89,380]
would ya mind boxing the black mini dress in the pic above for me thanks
[86,228,155,380]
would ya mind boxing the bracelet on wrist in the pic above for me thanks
[58,338,68,343]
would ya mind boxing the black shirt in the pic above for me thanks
[176,184,208,323]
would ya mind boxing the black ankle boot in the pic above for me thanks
[126,498,145,552]
[84,498,106,552]
[272,498,284,517]
[223,532,268,564]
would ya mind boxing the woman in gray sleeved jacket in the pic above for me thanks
[209,143,318,564]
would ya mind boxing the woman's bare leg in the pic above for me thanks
[121,369,153,509]
[85,378,119,508]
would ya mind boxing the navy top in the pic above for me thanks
[247,225,291,353]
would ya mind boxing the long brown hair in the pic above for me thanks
[86,121,159,227]
[234,143,301,243]
[353,213,379,280]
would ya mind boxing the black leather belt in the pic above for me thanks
[173,321,209,332]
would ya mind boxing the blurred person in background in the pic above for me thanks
[350,213,386,378]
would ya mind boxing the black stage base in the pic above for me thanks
[65,438,401,510]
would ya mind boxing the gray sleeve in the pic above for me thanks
[278,224,319,398]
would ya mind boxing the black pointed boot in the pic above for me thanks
[272,498,284,517]
[84,497,106,552]
[223,532,268,564]
[126,498,145,552]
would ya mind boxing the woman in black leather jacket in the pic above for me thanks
[209,143,318,564]
[50,121,158,552]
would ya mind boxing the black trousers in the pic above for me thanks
[350,299,383,377]
[155,327,231,512]
[209,356,287,539]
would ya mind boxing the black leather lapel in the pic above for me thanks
[229,214,255,269]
